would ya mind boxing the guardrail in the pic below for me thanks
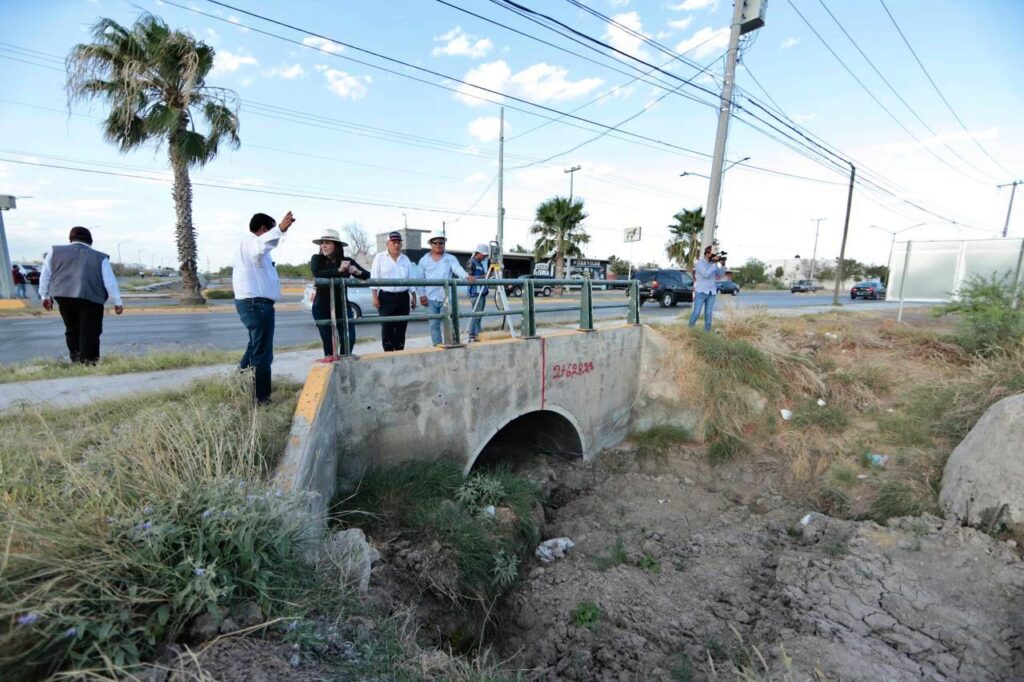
[312,277,641,356]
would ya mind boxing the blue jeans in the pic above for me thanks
[15,283,27,298]
[468,289,487,339]
[236,298,275,403]
[426,299,445,345]
[688,291,717,331]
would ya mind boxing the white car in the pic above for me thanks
[301,282,377,317]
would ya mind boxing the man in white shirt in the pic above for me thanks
[370,231,417,351]
[688,244,727,332]
[233,210,295,404]
[39,226,124,364]
[417,231,476,346]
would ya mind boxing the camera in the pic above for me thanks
[709,249,728,263]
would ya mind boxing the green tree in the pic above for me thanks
[607,255,631,277]
[67,14,240,304]
[837,258,867,282]
[732,258,770,288]
[864,264,889,282]
[511,244,529,254]
[774,265,785,278]
[665,207,704,269]
[530,196,590,279]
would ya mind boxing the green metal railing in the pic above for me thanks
[312,277,640,356]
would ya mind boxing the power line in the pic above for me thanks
[878,0,1018,178]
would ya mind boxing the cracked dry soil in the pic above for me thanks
[487,444,1024,681]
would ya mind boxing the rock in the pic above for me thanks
[940,392,1024,528]
[187,613,219,641]
[218,617,238,634]
[229,600,263,628]
[321,528,381,594]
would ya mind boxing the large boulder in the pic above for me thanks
[940,392,1024,528]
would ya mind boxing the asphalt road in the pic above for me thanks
[0,291,901,365]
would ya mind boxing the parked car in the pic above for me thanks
[716,279,740,296]
[302,282,377,317]
[630,269,694,307]
[13,263,40,285]
[790,279,822,293]
[505,274,555,298]
[850,280,886,300]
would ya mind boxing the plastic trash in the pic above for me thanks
[535,537,575,564]
[799,512,826,527]
[857,474,869,479]
[482,505,496,519]
[780,409,793,421]
[816,398,827,407]
[868,454,889,467]
[658,499,670,504]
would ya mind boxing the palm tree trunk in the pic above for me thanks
[169,146,205,305]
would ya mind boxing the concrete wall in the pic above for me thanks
[275,325,647,518]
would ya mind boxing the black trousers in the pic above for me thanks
[55,297,105,364]
[378,291,410,352]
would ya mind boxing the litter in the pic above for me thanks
[857,474,869,479]
[817,399,827,407]
[658,499,670,504]
[886,408,895,413]
[799,512,825,527]
[868,454,889,467]
[482,505,496,519]
[535,537,575,564]
[780,409,793,421]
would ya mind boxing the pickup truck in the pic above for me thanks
[790,279,822,293]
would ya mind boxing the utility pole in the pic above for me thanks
[998,180,1021,238]
[832,164,856,306]
[564,165,581,203]
[0,195,16,300]
[701,0,745,249]
[809,218,824,280]
[496,106,505,269]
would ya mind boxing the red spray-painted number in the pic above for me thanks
[551,361,595,379]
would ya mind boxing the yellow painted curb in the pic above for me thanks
[0,299,29,310]
[294,362,332,424]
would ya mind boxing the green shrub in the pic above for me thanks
[936,274,1024,356]
[593,537,628,571]
[633,424,692,461]
[869,479,938,522]
[791,401,849,433]
[202,288,234,299]
[569,601,601,629]
[639,554,661,573]
[708,434,747,464]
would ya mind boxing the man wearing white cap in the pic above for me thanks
[466,244,490,342]
[416,230,476,346]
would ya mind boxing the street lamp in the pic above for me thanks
[869,222,925,286]
[564,165,581,202]
[680,156,751,179]
[117,239,131,266]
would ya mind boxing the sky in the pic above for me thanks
[1,0,1022,272]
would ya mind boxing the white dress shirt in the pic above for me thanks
[416,252,468,301]
[693,257,726,295]
[370,252,414,293]
[38,245,123,306]
[232,227,284,300]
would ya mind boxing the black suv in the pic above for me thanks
[632,269,694,307]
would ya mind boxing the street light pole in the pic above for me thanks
[870,223,924,286]
[564,165,581,203]
[680,156,750,180]
[496,106,505,270]
[998,180,1021,238]
[809,218,824,281]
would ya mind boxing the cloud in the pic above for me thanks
[464,171,491,184]
[227,15,250,32]
[675,26,730,59]
[303,36,344,54]
[780,37,800,50]
[264,64,306,79]
[667,0,717,10]
[455,60,512,106]
[467,116,508,142]
[315,65,371,99]
[510,63,603,102]
[667,17,693,31]
[792,112,817,124]
[608,0,630,6]
[432,26,493,58]
[603,11,649,59]
[212,49,258,74]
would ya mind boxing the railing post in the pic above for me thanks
[521,278,537,338]
[628,280,641,325]
[339,278,352,356]
[445,279,462,347]
[579,279,594,331]
[329,281,339,357]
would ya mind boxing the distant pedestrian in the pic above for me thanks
[466,244,490,343]
[12,266,27,298]
[233,210,296,405]
[38,226,124,364]
[310,228,369,357]
[416,230,475,346]
[370,231,417,352]
[688,245,727,332]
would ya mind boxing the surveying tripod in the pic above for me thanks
[470,242,518,338]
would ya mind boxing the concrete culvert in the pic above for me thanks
[470,410,583,473]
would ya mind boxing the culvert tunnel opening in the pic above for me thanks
[471,410,583,474]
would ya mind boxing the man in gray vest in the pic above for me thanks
[39,226,123,364]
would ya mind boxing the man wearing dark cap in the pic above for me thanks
[370,231,416,351]
[39,226,124,364]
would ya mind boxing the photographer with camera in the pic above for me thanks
[688,244,727,332]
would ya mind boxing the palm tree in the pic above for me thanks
[530,196,590,280]
[665,207,704,270]
[67,14,240,304]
